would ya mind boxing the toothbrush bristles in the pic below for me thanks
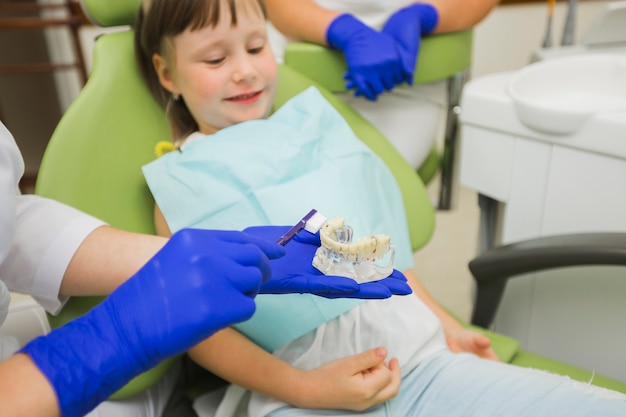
[304,211,328,234]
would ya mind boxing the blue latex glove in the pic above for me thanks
[381,3,439,84]
[245,225,412,299]
[326,14,405,100]
[20,228,285,417]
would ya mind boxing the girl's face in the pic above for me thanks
[154,3,278,135]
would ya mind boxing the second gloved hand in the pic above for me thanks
[381,3,439,84]
[244,225,412,298]
[20,228,285,417]
[326,14,405,100]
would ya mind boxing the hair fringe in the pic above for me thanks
[134,0,268,141]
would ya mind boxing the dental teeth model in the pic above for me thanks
[313,217,395,283]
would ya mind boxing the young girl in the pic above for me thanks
[135,0,626,416]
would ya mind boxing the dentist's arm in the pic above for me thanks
[0,354,59,417]
[3,228,284,417]
[265,0,499,100]
[265,0,338,45]
[266,0,406,100]
[0,226,169,417]
[265,0,500,41]
[59,225,167,296]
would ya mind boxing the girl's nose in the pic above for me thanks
[232,56,257,83]
[235,73,256,83]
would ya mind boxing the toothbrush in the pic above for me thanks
[275,209,328,246]
[542,0,556,48]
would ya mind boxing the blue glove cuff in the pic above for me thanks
[414,3,439,35]
[19,307,145,417]
[326,14,366,50]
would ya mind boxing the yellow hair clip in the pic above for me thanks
[154,141,178,157]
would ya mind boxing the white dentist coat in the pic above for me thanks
[266,0,447,170]
[0,120,104,359]
[1,121,183,417]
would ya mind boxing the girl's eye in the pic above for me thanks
[248,45,264,55]
[205,57,225,65]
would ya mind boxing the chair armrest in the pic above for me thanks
[469,232,626,328]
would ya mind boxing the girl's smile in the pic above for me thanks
[224,90,264,105]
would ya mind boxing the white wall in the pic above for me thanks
[472,1,612,77]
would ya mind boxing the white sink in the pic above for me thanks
[508,53,626,134]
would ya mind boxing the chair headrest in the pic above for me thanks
[81,0,140,27]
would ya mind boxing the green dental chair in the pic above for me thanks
[34,0,626,404]
[282,30,473,210]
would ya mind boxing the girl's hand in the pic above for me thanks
[293,347,401,411]
[446,327,500,361]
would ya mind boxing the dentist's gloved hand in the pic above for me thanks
[326,14,405,100]
[381,3,439,84]
[245,225,412,299]
[20,228,285,417]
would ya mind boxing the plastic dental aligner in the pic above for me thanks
[313,217,395,283]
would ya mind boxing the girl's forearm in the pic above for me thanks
[188,328,306,405]
[188,328,400,410]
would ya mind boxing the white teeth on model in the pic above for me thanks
[319,217,390,261]
[313,216,396,283]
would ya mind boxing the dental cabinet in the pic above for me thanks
[459,51,626,382]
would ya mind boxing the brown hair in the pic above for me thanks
[134,0,268,141]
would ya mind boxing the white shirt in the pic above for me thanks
[0,121,105,315]
[246,294,447,417]
[195,292,447,417]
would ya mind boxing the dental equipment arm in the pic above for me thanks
[470,232,626,329]
[542,0,556,48]
[561,0,578,46]
[17,228,284,417]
